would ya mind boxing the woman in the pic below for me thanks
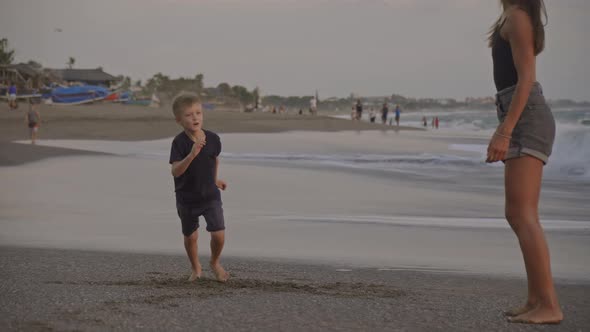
[487,0,562,324]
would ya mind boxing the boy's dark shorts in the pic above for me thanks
[176,201,225,236]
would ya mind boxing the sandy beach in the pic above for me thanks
[2,246,590,331]
[1,103,589,331]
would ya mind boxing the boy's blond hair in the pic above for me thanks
[172,93,201,118]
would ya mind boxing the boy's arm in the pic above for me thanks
[214,157,227,190]
[171,142,203,177]
[214,157,219,182]
[171,157,192,178]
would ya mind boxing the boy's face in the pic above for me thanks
[176,103,203,132]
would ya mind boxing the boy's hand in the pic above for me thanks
[189,138,206,158]
[216,179,227,190]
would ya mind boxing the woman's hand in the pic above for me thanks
[486,125,512,163]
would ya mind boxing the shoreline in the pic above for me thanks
[2,130,588,281]
[1,152,588,280]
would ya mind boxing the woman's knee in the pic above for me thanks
[505,207,538,233]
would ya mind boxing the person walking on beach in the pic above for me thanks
[169,93,229,283]
[394,104,401,126]
[486,0,562,324]
[381,102,389,124]
[422,116,428,127]
[8,81,17,110]
[369,108,376,123]
[434,116,439,129]
[25,99,41,144]
[310,97,318,115]
[355,99,363,121]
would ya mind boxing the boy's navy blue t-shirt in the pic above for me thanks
[169,130,221,205]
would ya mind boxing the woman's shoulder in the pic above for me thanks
[504,6,533,28]
[501,6,533,38]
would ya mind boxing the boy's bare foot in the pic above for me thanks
[504,302,536,317]
[210,262,230,282]
[188,263,202,282]
[508,305,563,325]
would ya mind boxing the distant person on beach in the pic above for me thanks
[298,108,303,115]
[394,104,401,126]
[486,0,561,324]
[310,97,318,115]
[422,116,428,127]
[369,108,376,123]
[8,81,17,110]
[381,103,389,124]
[435,117,439,129]
[169,93,229,283]
[25,99,41,144]
[355,99,363,121]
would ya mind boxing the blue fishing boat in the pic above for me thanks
[122,92,160,107]
[124,98,151,106]
[117,91,131,102]
[50,85,110,105]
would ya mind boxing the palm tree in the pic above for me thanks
[0,38,15,65]
[195,73,204,95]
[253,87,260,109]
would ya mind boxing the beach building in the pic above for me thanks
[0,63,50,90]
[47,68,118,87]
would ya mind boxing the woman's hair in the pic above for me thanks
[488,0,547,55]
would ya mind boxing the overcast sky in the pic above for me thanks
[1,0,589,100]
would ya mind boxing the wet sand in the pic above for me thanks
[1,150,588,280]
[0,102,418,165]
[0,103,417,140]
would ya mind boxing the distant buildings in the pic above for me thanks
[465,96,495,105]
[47,68,118,86]
[0,63,49,89]
[0,64,119,90]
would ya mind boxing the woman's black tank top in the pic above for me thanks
[492,29,518,91]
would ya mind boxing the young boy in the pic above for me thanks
[169,93,229,282]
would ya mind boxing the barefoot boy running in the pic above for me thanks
[169,93,229,282]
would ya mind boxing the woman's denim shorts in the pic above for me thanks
[496,82,556,164]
